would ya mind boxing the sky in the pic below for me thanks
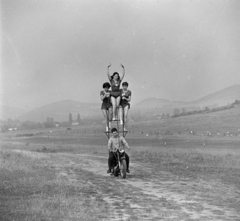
[1,0,240,111]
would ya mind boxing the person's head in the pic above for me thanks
[102,82,110,91]
[111,128,118,137]
[122,82,129,90]
[111,72,120,81]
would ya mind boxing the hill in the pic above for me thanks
[130,104,240,135]
[188,84,240,108]
[15,84,240,122]
[133,84,240,114]
[133,98,186,109]
[18,100,101,122]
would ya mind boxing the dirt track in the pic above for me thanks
[18,150,239,221]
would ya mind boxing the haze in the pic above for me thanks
[1,0,240,111]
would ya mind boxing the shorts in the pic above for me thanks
[121,102,130,109]
[110,91,121,98]
[101,102,112,110]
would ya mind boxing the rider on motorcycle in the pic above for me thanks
[107,128,131,174]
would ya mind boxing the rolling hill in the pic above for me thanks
[189,84,240,107]
[18,100,101,122]
[133,84,240,113]
[10,84,240,122]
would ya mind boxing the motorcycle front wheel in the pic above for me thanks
[120,159,127,179]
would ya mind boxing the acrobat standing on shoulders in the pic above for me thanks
[120,81,131,131]
[107,63,125,120]
[100,82,112,132]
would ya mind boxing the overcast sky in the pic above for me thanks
[1,0,240,111]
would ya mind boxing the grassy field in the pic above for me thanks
[1,109,240,220]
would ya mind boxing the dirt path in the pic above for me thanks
[15,150,240,220]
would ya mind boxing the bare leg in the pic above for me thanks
[115,96,121,120]
[102,109,108,129]
[108,107,113,128]
[118,106,123,123]
[111,96,117,119]
[123,106,129,130]
[116,96,121,108]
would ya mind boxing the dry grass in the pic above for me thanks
[0,146,109,221]
[1,122,240,220]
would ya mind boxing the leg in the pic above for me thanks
[111,96,117,119]
[125,152,130,171]
[116,96,121,108]
[108,107,113,128]
[107,151,111,172]
[118,106,123,124]
[123,105,129,131]
[108,151,115,172]
[102,109,108,128]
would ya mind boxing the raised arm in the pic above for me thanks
[120,64,125,81]
[107,63,111,81]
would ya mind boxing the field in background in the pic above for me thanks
[1,108,240,220]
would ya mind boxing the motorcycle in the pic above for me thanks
[112,149,127,179]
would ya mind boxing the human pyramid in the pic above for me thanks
[100,63,131,133]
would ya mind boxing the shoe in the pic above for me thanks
[126,169,130,173]
[107,169,111,173]
[112,118,116,121]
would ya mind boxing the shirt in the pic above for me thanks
[100,90,111,104]
[108,135,130,152]
[121,89,132,104]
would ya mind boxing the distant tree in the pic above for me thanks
[173,108,180,116]
[181,108,186,114]
[77,113,81,123]
[69,113,73,124]
[1,125,9,133]
[233,100,240,105]
[7,118,13,123]
[49,117,54,123]
[204,107,210,112]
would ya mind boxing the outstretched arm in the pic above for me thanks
[107,63,111,81]
[120,64,125,81]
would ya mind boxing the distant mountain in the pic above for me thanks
[0,105,27,120]
[15,85,240,122]
[18,100,101,122]
[132,84,240,114]
[132,98,186,111]
[188,84,240,108]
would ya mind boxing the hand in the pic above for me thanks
[120,63,124,68]
[108,63,111,68]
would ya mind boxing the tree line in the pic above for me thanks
[172,100,240,118]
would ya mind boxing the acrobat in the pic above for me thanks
[107,63,125,121]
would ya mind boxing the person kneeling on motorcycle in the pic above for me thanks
[107,128,131,173]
